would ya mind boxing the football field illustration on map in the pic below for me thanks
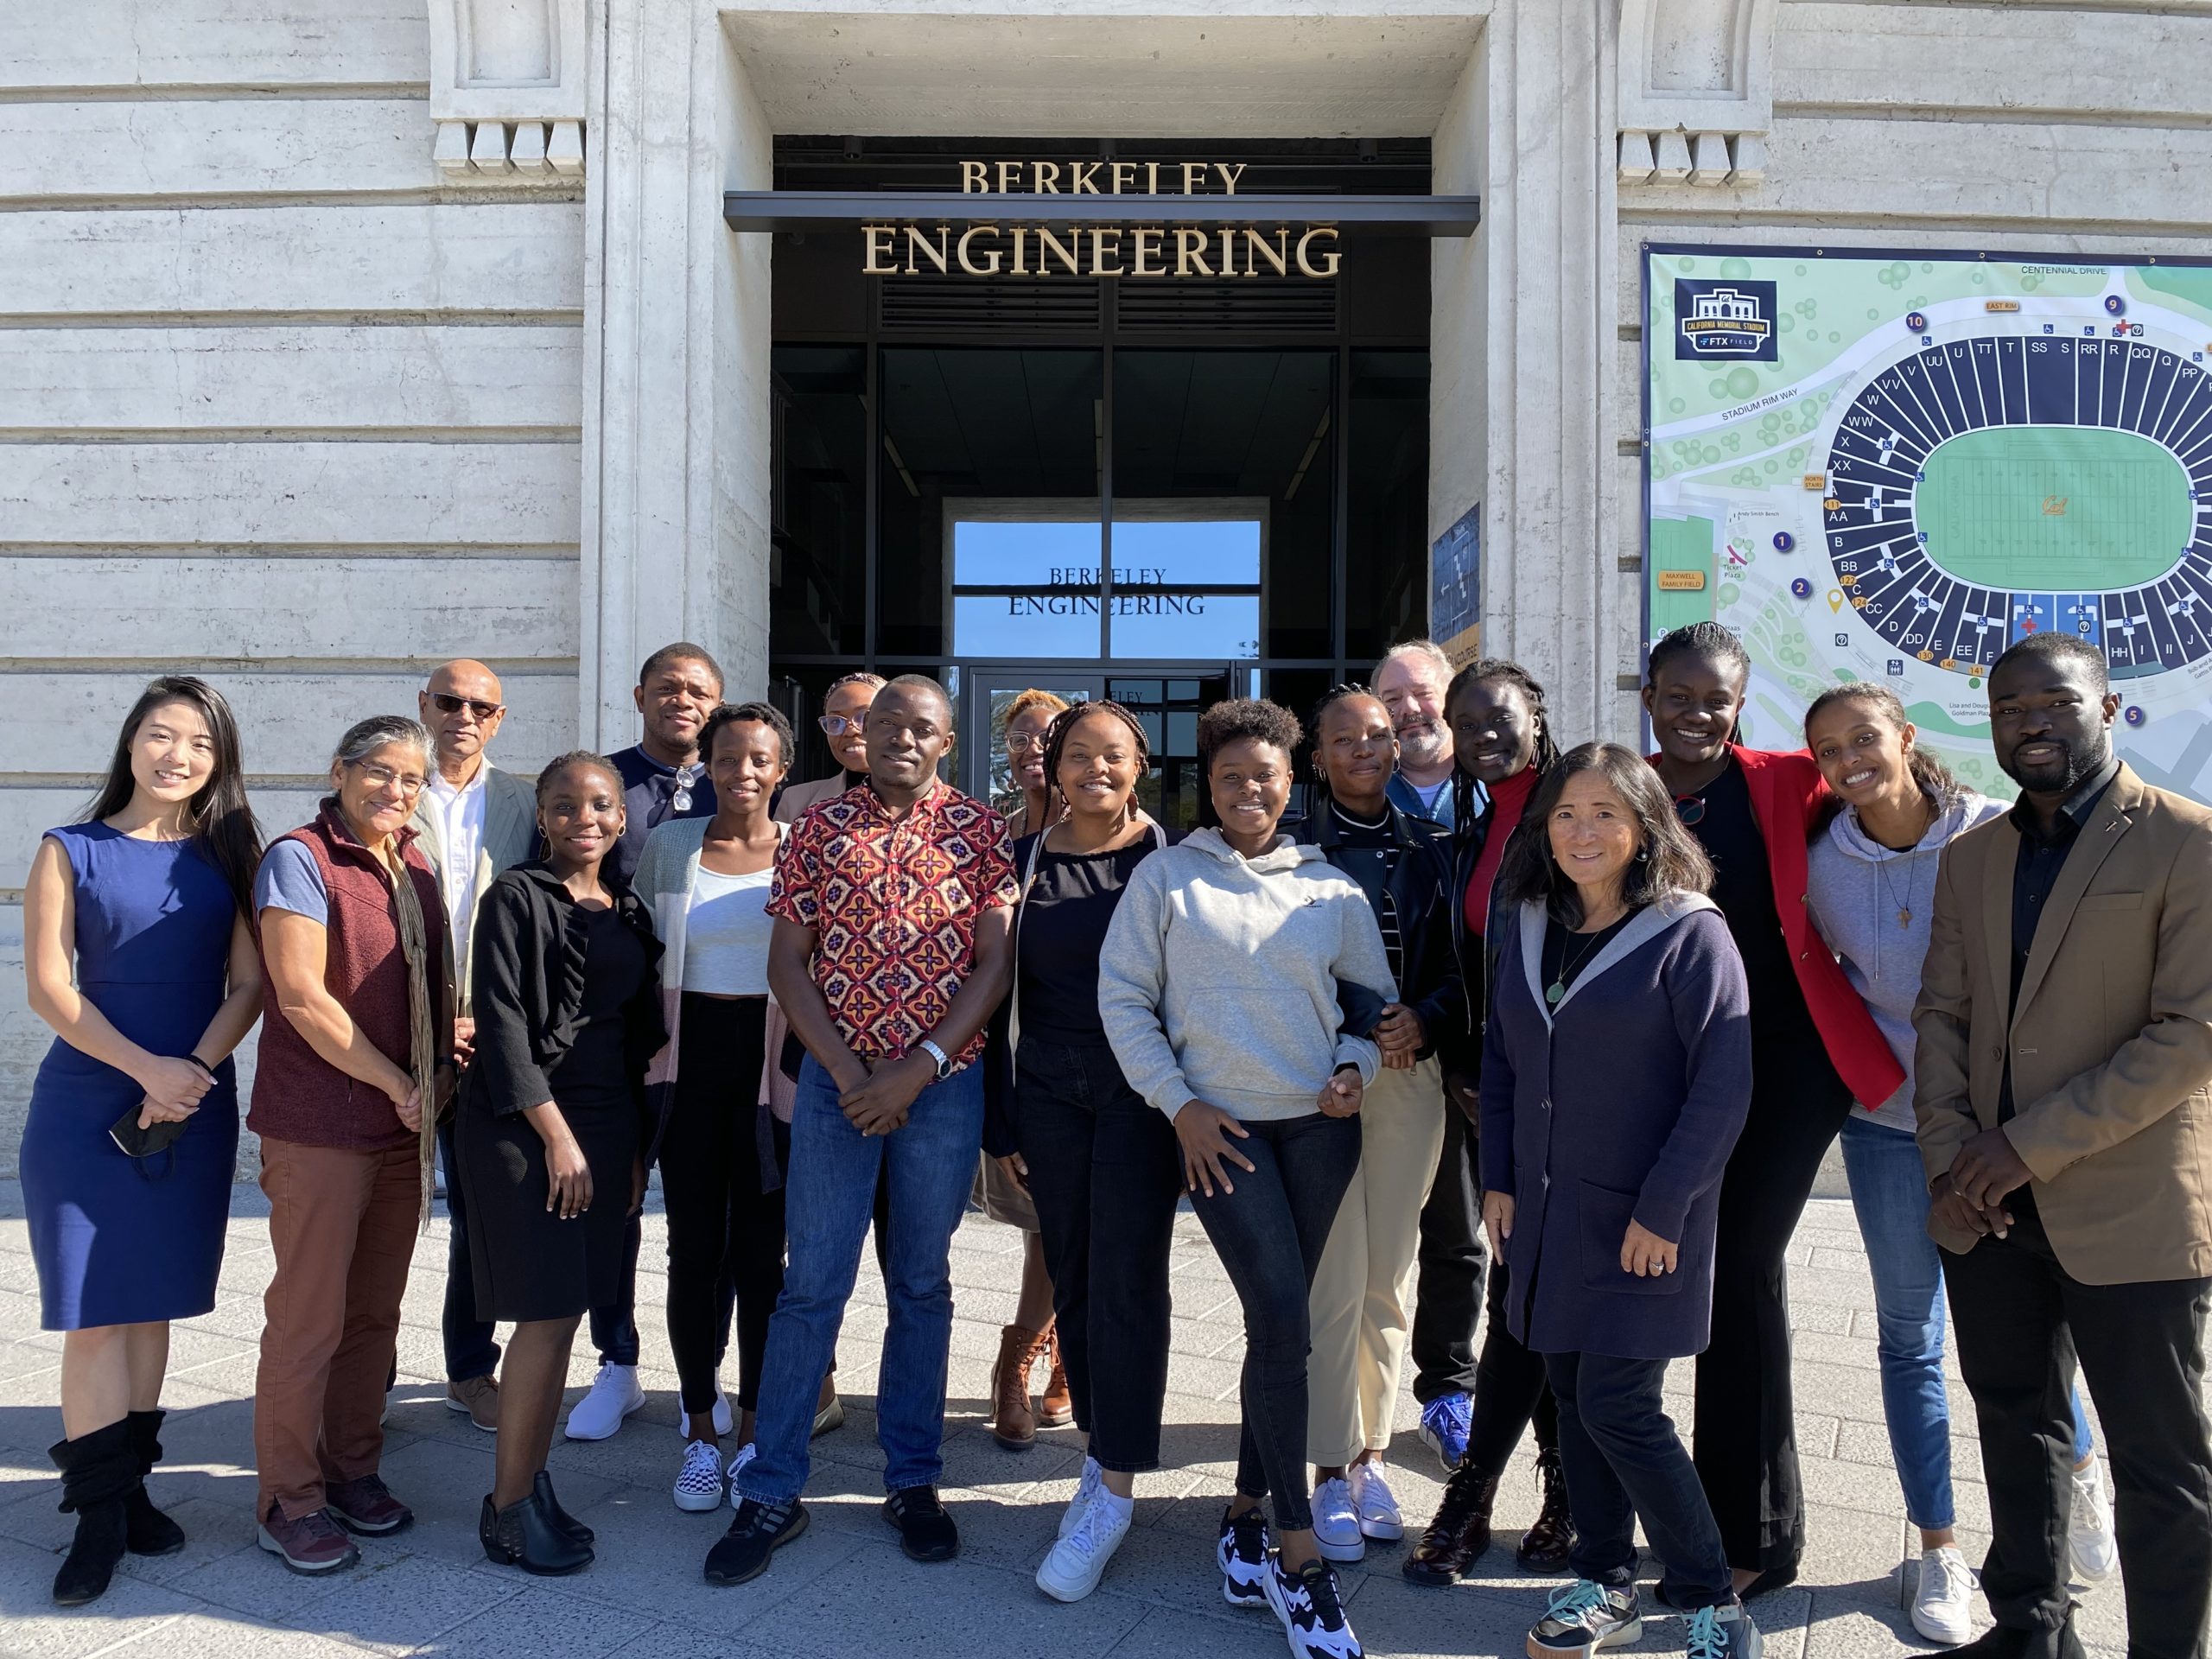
[1644,246,2212,803]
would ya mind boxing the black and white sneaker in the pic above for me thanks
[1217,1506,1273,1609]
[882,1484,959,1563]
[1527,1579,1643,1659]
[1684,1602,1761,1659]
[703,1497,808,1586]
[1262,1556,1363,1659]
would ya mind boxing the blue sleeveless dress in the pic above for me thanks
[21,823,242,1330]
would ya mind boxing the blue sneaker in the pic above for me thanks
[1419,1392,1471,1471]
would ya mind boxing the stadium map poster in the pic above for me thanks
[1643,245,2212,804]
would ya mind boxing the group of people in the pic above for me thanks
[16,621,2211,1659]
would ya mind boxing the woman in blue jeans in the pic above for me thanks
[1100,697,1395,1659]
[1803,683,2113,1646]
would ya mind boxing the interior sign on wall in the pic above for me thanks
[863,159,1339,279]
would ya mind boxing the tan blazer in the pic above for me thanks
[410,761,538,1009]
[773,772,859,824]
[1913,763,2212,1284]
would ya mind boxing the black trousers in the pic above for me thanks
[1013,1035,1184,1473]
[436,1119,500,1382]
[1466,1254,1559,1476]
[1692,1034,1852,1574]
[661,995,782,1418]
[1945,1193,2212,1659]
[1410,1106,1485,1402]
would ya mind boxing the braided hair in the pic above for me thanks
[1304,683,1387,813]
[1039,698,1152,828]
[1442,658,1562,831]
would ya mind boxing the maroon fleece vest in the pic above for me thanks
[248,804,447,1150]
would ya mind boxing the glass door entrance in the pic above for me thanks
[961,667,1233,833]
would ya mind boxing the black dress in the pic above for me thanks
[458,865,664,1323]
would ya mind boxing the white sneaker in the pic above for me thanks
[1349,1461,1403,1541]
[678,1391,735,1441]
[1058,1456,1104,1541]
[1035,1489,1133,1602]
[2069,1456,2117,1584]
[1311,1476,1365,1562]
[1911,1545,1975,1645]
[673,1439,725,1512]
[563,1361,645,1441]
[725,1441,756,1508]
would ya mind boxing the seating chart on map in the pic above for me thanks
[1645,248,2212,803]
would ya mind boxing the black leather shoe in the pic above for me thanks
[1516,1447,1574,1573]
[706,1497,809,1586]
[480,1488,594,1575]
[883,1485,959,1562]
[1402,1462,1497,1586]
[1948,1618,2086,1659]
[534,1471,594,1546]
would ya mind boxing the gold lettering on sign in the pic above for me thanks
[1037,226,1083,276]
[1174,229,1213,276]
[1216,162,1246,194]
[1132,226,1165,276]
[997,161,1021,194]
[1091,226,1125,276]
[1244,228,1289,277]
[960,162,988,193]
[1009,226,1030,275]
[1182,162,1206,195]
[1034,162,1061,193]
[1110,161,1136,194]
[1070,162,1103,194]
[905,226,950,275]
[1296,227,1341,278]
[862,226,898,274]
[957,225,1001,276]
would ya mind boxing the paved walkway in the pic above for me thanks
[0,1187,2142,1659]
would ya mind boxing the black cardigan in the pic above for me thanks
[464,862,667,1151]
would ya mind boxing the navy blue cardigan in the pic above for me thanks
[1478,895,1751,1360]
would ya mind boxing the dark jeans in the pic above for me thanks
[662,995,785,1417]
[1411,1107,1484,1402]
[1466,1254,1558,1476]
[588,1216,641,1368]
[437,1119,499,1382]
[1548,1350,1732,1611]
[1944,1193,2212,1659]
[1013,1035,1184,1473]
[1692,1039,1852,1573]
[1192,1110,1361,1534]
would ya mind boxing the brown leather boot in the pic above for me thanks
[1402,1457,1497,1586]
[1035,1320,1073,1428]
[1516,1446,1575,1571]
[989,1325,1041,1448]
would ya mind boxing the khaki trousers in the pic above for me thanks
[254,1135,419,1522]
[1306,1056,1448,1466]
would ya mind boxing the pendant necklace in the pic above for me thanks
[1546,916,1617,1006]
[1877,854,1919,931]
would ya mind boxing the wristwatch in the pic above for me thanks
[916,1038,954,1081]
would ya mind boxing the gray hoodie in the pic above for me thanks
[1806,791,2005,1132]
[1097,827,1395,1122]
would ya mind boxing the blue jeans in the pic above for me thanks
[1840,1115,2094,1532]
[735,1053,984,1504]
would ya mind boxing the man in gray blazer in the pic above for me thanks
[414,658,539,1429]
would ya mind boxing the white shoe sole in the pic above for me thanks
[1910,1608,1972,1646]
[1036,1531,1127,1602]
[1526,1618,1643,1659]
[564,1391,645,1442]
[1357,1515,1403,1541]
[674,1484,724,1514]
[1314,1532,1366,1563]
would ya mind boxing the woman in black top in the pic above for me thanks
[460,752,665,1575]
[1007,702,1181,1606]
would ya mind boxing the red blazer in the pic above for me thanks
[1648,744,1905,1111]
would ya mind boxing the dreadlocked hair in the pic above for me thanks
[1804,681,1964,810]
[1304,683,1386,810]
[1039,699,1153,827]
[1443,658,1563,832]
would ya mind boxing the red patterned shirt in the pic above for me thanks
[767,779,1018,1068]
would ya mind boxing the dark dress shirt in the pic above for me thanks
[1999,754,2120,1121]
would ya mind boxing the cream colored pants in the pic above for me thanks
[1306,1055,1449,1467]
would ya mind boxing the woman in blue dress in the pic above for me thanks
[20,676,265,1607]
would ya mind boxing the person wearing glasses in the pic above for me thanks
[776,671,885,823]
[250,716,454,1576]
[411,661,537,1433]
[567,641,727,1445]
[980,688,1073,1448]
[1642,621,1904,1599]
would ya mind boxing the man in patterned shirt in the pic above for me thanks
[709,675,1019,1586]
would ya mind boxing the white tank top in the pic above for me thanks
[683,864,774,995]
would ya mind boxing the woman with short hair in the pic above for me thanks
[461,752,664,1573]
[22,677,264,1606]
[251,715,454,1578]
[1099,697,1394,1659]
[1483,741,1759,1659]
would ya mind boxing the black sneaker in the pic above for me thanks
[1217,1506,1272,1609]
[1264,1556,1364,1659]
[1527,1578,1643,1659]
[882,1485,959,1563]
[703,1497,809,1586]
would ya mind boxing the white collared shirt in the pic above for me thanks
[424,762,490,970]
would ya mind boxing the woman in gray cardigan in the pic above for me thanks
[1098,697,1394,1659]
[1478,741,1758,1659]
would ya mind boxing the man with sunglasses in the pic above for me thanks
[414,660,538,1431]
[775,671,885,823]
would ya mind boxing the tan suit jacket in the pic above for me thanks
[1913,763,2212,1284]
[410,760,538,1010]
[773,772,860,824]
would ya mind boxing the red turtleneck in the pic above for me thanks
[1463,766,1538,935]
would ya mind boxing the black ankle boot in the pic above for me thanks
[480,1484,594,1575]
[48,1421,137,1605]
[1516,1446,1574,1572]
[124,1410,186,1557]
[533,1470,594,1546]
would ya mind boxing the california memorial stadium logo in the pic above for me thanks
[1675,278,1778,361]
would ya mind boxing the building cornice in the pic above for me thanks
[427,0,587,179]
[1615,0,1777,188]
